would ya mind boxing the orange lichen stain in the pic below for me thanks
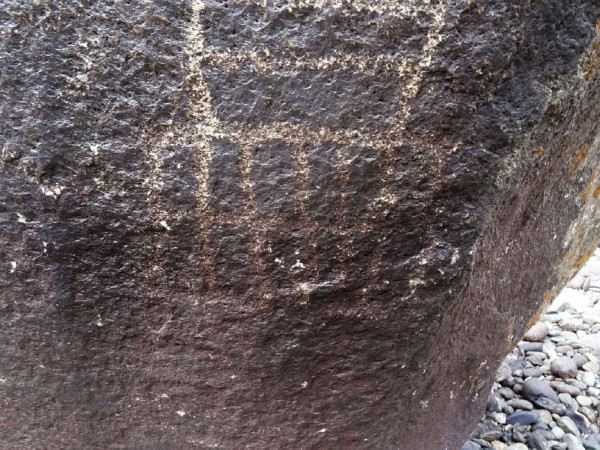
[580,170,599,202]
[596,18,600,34]
[525,291,556,334]
[584,36,600,78]
[526,305,544,331]
[531,146,544,158]
[543,290,554,303]
[507,315,516,334]
[568,144,589,177]
[505,315,518,351]
[575,246,595,272]
[594,185,600,198]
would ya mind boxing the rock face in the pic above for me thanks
[1,1,600,449]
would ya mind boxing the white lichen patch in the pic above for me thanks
[291,260,305,270]
[39,184,65,198]
[409,278,426,288]
[450,248,460,265]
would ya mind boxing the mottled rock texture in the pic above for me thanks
[1,1,600,449]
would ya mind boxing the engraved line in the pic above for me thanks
[186,0,226,290]
[364,0,450,297]
[291,142,320,284]
[222,0,437,16]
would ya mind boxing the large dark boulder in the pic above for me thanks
[1,1,600,448]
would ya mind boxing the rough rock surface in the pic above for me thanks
[1,1,600,449]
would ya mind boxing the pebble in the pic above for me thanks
[506,410,539,425]
[563,319,584,332]
[582,371,596,386]
[588,387,600,396]
[538,409,553,424]
[523,378,560,403]
[534,397,566,415]
[508,399,533,410]
[489,412,506,424]
[522,367,543,378]
[556,416,581,437]
[552,382,582,396]
[563,434,585,450]
[551,357,579,378]
[559,393,578,408]
[576,395,592,406]
[490,441,507,450]
[524,322,550,342]
[497,362,512,382]
[528,353,547,366]
[578,335,600,352]
[512,429,527,443]
[521,342,544,352]
[527,430,548,450]
[557,345,575,354]
[581,361,600,374]
[506,444,527,450]
[583,439,600,450]
[461,441,482,450]
[480,430,503,442]
[564,410,588,435]
[580,406,598,423]
[487,393,500,412]
[551,426,565,439]
[573,354,590,368]
[498,387,516,399]
[569,380,588,390]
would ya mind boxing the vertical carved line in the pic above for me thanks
[332,143,355,288]
[364,1,450,298]
[186,0,224,291]
[237,141,268,291]
[292,143,319,281]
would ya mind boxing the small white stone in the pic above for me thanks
[176,410,185,417]
[582,361,599,374]
[489,412,506,424]
[576,395,592,407]
[506,444,528,450]
[556,416,580,436]
[490,441,507,450]
[551,426,565,439]
[587,387,600,397]
[582,371,596,387]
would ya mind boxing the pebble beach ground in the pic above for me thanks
[462,249,600,450]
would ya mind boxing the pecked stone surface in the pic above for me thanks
[1,1,600,448]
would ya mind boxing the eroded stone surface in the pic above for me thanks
[1,1,600,448]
